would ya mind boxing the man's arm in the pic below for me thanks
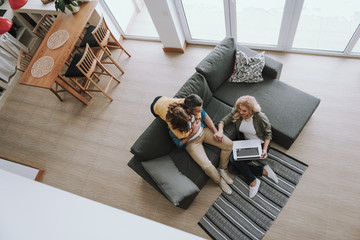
[201,110,221,142]
[181,120,201,145]
[168,120,201,148]
[214,122,225,142]
[204,115,218,135]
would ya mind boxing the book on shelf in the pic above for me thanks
[0,32,29,57]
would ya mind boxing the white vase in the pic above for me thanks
[66,3,80,13]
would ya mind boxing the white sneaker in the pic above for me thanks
[249,178,261,198]
[218,168,233,184]
[264,165,279,184]
[219,178,232,195]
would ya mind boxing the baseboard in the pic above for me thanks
[119,35,125,43]
[163,41,187,53]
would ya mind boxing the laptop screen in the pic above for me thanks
[236,147,259,157]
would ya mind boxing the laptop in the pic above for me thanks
[232,139,262,161]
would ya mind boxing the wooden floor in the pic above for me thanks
[0,40,359,239]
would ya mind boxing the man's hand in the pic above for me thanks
[191,119,201,134]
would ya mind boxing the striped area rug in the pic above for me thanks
[198,148,308,240]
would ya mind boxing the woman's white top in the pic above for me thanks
[189,115,203,141]
[239,116,262,141]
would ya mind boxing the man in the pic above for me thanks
[151,94,234,194]
[151,95,202,139]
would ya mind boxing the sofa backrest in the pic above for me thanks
[195,37,283,93]
[195,37,236,92]
[174,72,213,107]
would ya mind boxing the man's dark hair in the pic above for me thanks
[184,94,203,110]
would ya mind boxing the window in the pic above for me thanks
[352,38,360,54]
[236,0,286,46]
[103,0,159,38]
[180,0,226,41]
[100,0,360,57]
[292,0,360,52]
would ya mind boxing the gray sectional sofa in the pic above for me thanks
[128,37,320,209]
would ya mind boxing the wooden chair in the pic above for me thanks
[78,16,131,74]
[63,43,121,102]
[32,15,54,39]
[16,49,33,72]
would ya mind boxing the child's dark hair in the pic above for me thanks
[166,103,191,132]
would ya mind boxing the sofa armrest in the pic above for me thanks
[130,118,175,161]
[263,55,283,80]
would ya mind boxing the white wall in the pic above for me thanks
[144,0,185,49]
[0,169,205,240]
[96,0,186,49]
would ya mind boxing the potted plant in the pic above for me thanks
[54,0,80,13]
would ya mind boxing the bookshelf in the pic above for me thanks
[0,2,38,110]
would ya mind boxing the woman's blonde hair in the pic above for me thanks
[232,95,261,121]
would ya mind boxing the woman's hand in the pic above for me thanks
[261,139,270,159]
[261,149,268,159]
[214,129,224,142]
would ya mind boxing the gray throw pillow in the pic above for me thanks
[229,50,265,83]
[141,155,200,206]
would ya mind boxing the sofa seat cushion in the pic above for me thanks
[214,79,320,149]
[141,155,200,206]
[169,144,221,188]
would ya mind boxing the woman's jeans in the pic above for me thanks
[229,142,270,185]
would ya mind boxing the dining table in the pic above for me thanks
[18,1,98,105]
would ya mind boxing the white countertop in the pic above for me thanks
[0,0,85,18]
[0,169,205,240]
[0,158,41,180]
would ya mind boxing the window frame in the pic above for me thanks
[175,0,360,57]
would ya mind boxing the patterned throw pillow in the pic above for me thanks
[228,50,265,83]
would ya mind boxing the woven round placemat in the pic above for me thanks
[47,29,69,50]
[31,56,54,78]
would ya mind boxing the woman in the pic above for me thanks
[215,95,279,198]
